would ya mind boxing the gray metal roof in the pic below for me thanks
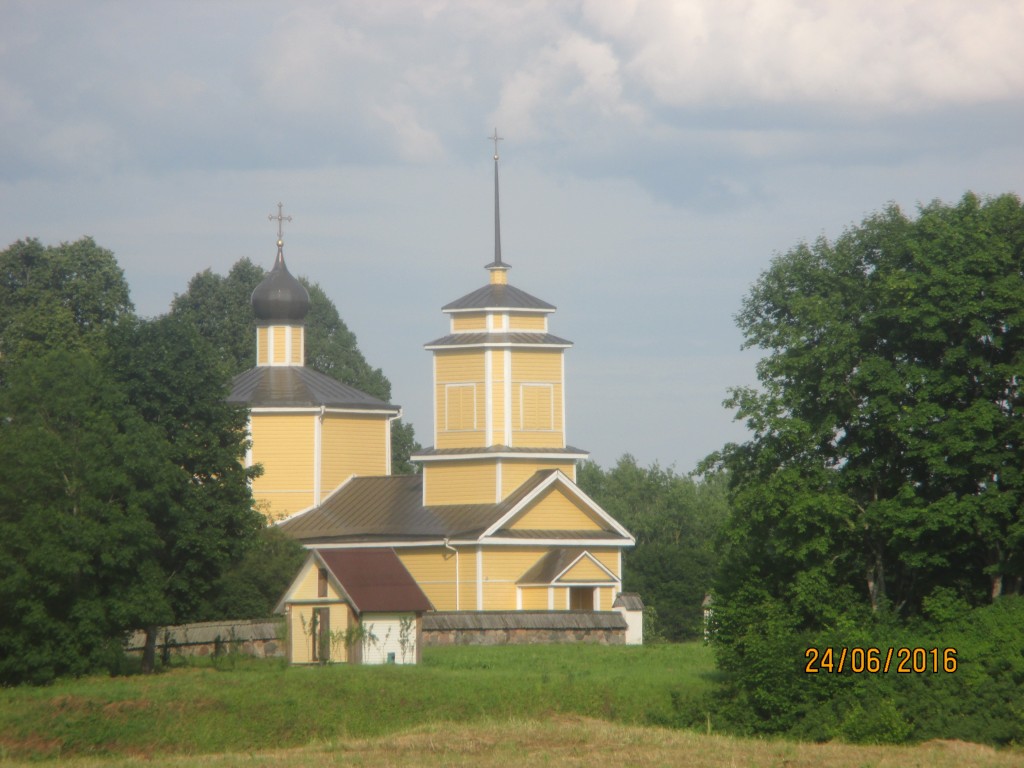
[227,366,398,410]
[277,470,628,545]
[492,529,622,540]
[423,611,626,631]
[442,283,555,312]
[613,592,645,611]
[517,548,587,584]
[424,332,572,349]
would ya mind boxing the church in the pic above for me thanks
[229,146,639,664]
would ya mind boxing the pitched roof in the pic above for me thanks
[442,283,555,312]
[277,471,632,545]
[316,548,433,613]
[227,366,398,410]
[613,592,645,611]
[424,332,572,349]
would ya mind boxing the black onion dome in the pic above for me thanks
[251,249,310,323]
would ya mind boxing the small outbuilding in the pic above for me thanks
[276,548,433,665]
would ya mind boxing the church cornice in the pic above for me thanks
[424,332,572,350]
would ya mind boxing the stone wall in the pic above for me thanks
[422,611,627,647]
[125,619,285,660]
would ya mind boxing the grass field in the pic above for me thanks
[1,644,1021,766]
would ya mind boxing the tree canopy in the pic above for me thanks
[578,455,728,640]
[705,191,1024,740]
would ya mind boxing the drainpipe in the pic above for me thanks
[444,538,460,611]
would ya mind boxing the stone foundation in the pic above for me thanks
[422,611,627,646]
[125,619,285,660]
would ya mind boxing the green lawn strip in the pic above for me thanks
[0,644,718,760]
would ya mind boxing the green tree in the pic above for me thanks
[171,259,420,472]
[105,315,264,668]
[0,351,170,684]
[712,192,1024,628]
[0,237,133,365]
[578,455,729,640]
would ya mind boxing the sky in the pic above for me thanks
[2,1,1023,473]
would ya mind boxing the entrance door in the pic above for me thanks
[569,587,594,610]
[311,607,330,662]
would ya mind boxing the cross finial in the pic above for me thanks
[489,127,503,160]
[268,202,292,251]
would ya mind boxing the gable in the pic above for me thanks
[506,486,605,532]
[276,554,348,611]
[558,554,615,583]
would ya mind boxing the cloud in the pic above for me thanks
[581,0,1024,110]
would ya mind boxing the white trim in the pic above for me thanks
[595,589,601,611]
[618,551,622,582]
[551,551,619,583]
[302,537,632,549]
[425,341,572,351]
[479,471,635,541]
[444,307,551,315]
[313,409,323,507]
[267,323,275,363]
[244,415,253,469]
[484,350,493,445]
[285,326,293,364]
[410,451,588,463]
[516,587,522,610]
[385,415,394,476]
[249,406,401,416]
[565,590,571,610]
[560,352,567,448]
[547,587,554,610]
[476,547,483,610]
[504,349,513,447]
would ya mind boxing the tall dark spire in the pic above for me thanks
[252,202,310,323]
[486,128,510,278]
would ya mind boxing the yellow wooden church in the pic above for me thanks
[232,148,639,663]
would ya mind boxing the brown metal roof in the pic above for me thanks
[442,283,555,312]
[316,548,433,614]
[423,611,626,631]
[227,366,398,410]
[517,548,586,584]
[424,332,571,349]
[278,471,631,546]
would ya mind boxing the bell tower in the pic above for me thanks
[412,134,588,505]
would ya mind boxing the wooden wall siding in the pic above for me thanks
[590,549,620,576]
[288,603,351,664]
[490,350,506,446]
[520,587,549,609]
[397,546,458,611]
[272,326,286,364]
[508,314,547,332]
[520,383,553,431]
[452,313,487,331]
[423,461,497,505]
[251,413,314,518]
[481,547,547,610]
[510,349,563,446]
[444,384,477,431]
[560,556,614,583]
[257,327,269,365]
[500,460,577,497]
[512,349,562,381]
[436,351,486,449]
[320,413,388,495]
[507,488,604,531]
[290,326,303,365]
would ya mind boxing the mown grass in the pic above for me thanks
[0,644,718,761]
[2,644,1022,767]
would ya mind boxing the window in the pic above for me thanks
[317,567,328,598]
[520,383,553,430]
[445,384,477,431]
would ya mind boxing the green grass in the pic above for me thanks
[0,644,720,761]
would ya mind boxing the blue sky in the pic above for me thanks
[3,1,1022,472]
